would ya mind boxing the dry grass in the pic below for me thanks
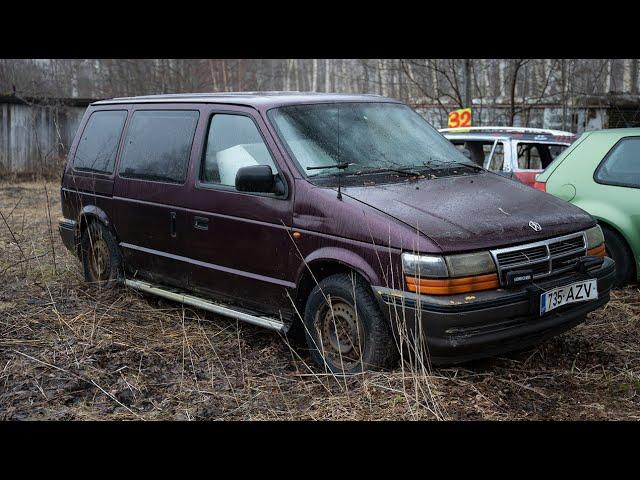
[0,181,639,420]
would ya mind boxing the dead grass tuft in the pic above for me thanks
[0,181,638,420]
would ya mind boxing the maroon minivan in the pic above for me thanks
[59,92,615,374]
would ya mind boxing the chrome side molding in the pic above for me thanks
[124,278,287,333]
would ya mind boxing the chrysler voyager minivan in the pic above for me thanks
[59,92,615,374]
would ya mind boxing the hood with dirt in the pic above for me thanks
[341,171,595,252]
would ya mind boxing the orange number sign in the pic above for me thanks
[448,108,472,128]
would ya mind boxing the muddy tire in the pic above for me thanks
[602,225,634,287]
[302,273,399,374]
[81,221,122,288]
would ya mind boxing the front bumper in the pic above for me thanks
[374,256,615,365]
[58,219,78,255]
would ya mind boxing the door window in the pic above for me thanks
[450,140,494,168]
[516,143,567,170]
[595,137,640,188]
[200,114,277,187]
[119,110,199,183]
[73,110,127,174]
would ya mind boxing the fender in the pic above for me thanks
[78,205,117,238]
[295,246,384,287]
[574,199,640,273]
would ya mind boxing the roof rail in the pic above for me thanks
[99,91,386,103]
[439,126,575,136]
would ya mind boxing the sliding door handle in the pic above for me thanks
[170,211,176,237]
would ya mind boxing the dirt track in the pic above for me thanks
[1,182,639,420]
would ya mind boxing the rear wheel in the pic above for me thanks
[601,225,634,286]
[81,221,121,288]
[302,273,398,374]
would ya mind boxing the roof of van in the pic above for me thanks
[91,92,401,109]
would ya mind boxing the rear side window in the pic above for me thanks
[119,110,199,183]
[595,137,640,188]
[200,114,277,187]
[517,143,566,170]
[517,143,545,169]
[73,110,127,174]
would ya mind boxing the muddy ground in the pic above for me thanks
[0,181,638,420]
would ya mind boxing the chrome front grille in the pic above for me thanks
[490,232,587,285]
[496,246,547,266]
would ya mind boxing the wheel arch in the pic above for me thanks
[293,248,382,313]
[77,206,118,256]
[595,217,638,280]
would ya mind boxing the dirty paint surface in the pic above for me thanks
[342,172,595,252]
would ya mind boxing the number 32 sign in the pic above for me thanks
[448,108,472,128]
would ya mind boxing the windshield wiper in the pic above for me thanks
[349,166,422,178]
[306,162,352,172]
[306,162,353,200]
[422,158,483,172]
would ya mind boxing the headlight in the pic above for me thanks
[585,225,604,249]
[401,253,448,278]
[445,251,497,277]
[585,225,606,257]
[401,251,496,278]
[401,251,498,295]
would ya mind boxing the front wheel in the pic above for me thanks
[302,273,398,374]
[80,221,122,288]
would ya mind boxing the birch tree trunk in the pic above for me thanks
[312,59,318,91]
[325,59,330,92]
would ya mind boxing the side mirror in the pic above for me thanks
[235,165,283,194]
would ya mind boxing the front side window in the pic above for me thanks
[200,114,277,187]
[73,110,127,174]
[268,102,476,182]
[119,110,199,183]
[595,137,640,188]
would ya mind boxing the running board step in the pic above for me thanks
[124,279,287,333]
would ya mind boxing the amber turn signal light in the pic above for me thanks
[587,243,606,257]
[405,273,499,295]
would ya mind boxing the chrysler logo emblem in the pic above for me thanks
[529,220,542,232]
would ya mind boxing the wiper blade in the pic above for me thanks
[349,167,422,178]
[306,162,352,171]
[422,159,482,171]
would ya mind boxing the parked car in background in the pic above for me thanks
[535,128,640,285]
[58,93,614,374]
[440,127,577,187]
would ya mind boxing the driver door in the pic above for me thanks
[181,106,296,316]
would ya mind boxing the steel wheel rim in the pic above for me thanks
[89,237,110,281]
[315,296,364,369]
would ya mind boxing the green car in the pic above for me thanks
[535,128,640,285]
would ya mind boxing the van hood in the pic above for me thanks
[341,171,595,252]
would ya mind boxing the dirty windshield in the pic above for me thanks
[268,102,477,181]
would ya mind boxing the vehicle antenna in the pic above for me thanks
[306,162,351,200]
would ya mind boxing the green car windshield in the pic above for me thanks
[268,102,476,178]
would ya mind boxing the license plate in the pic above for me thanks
[539,279,598,315]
